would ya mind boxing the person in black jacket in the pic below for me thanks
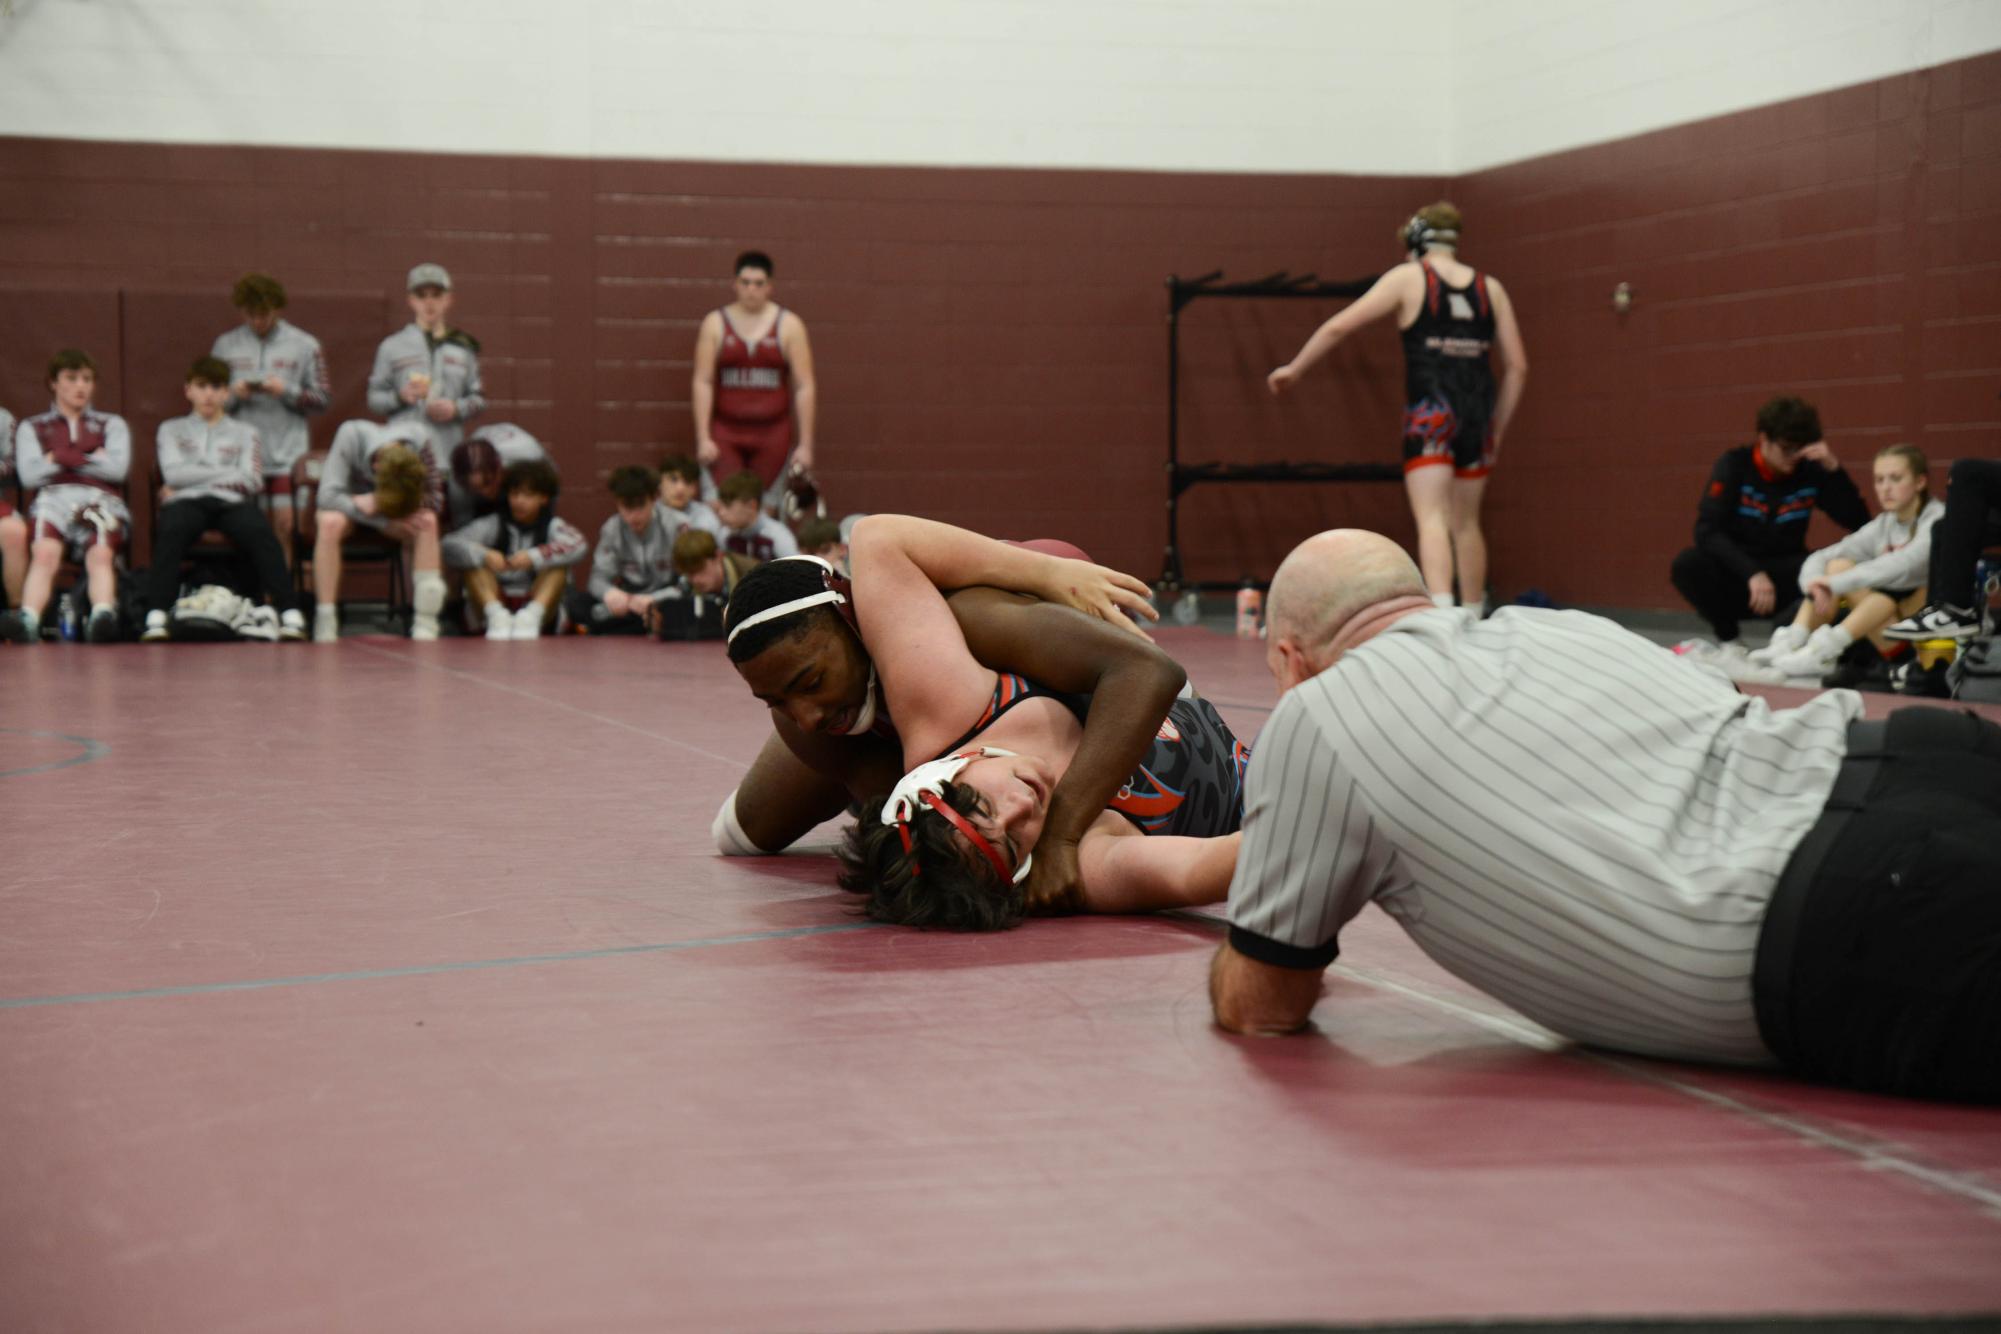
[1670,396,1869,662]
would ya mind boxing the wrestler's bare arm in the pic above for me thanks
[1071,815,1239,914]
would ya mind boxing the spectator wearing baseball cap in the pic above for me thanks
[366,261,485,457]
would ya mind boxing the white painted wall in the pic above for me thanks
[1449,0,2001,172]
[0,0,1449,174]
[1,0,1996,174]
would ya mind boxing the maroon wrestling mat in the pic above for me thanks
[3,632,1997,1333]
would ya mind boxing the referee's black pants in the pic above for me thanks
[1669,547,1807,643]
[145,496,295,614]
[1754,708,2001,1103]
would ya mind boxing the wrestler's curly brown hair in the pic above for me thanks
[839,786,1026,932]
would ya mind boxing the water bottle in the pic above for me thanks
[1235,579,1262,639]
[57,593,79,642]
[1171,591,1201,626]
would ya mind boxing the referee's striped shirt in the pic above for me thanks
[1226,607,1862,1066]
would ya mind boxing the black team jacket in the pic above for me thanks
[1693,444,1869,580]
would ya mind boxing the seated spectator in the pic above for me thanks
[141,358,304,643]
[212,272,330,545]
[672,527,759,599]
[1749,444,1942,685]
[0,402,23,610]
[442,458,585,640]
[368,263,484,458]
[447,422,549,530]
[795,515,848,574]
[713,468,797,562]
[5,349,130,644]
[313,419,446,642]
[658,453,722,536]
[569,464,685,635]
[1886,457,2001,644]
[1669,395,1867,670]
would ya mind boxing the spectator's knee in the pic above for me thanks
[29,537,63,565]
[315,509,348,540]
[408,510,439,535]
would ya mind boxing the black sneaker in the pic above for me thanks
[1,611,35,644]
[1822,649,1893,691]
[1891,657,1953,698]
[1883,602,1978,642]
[85,607,120,644]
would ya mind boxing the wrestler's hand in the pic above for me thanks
[1023,837,1084,914]
[1039,558,1160,643]
[1267,364,1300,395]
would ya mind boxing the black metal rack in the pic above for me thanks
[1161,269,1397,591]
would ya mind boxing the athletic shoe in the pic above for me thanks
[3,610,39,644]
[1822,648,1894,692]
[313,604,339,644]
[1770,624,1849,679]
[485,605,512,640]
[1882,602,1978,642]
[1892,657,1953,698]
[410,611,440,642]
[510,604,545,640]
[85,606,119,644]
[1747,622,1808,666]
[279,609,307,641]
[141,610,171,642]
[237,605,280,642]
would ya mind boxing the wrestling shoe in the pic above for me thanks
[1891,657,1953,698]
[141,610,171,642]
[237,605,280,642]
[1883,602,1978,642]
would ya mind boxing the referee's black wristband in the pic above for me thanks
[1228,925,1339,971]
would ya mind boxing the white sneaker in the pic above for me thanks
[410,611,440,642]
[485,604,512,641]
[1747,623,1808,665]
[510,604,545,640]
[1771,625,1848,679]
[141,610,170,642]
[313,604,339,644]
[237,605,280,642]
[279,609,307,641]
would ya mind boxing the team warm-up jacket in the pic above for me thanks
[1798,498,1945,597]
[587,504,687,600]
[157,413,263,505]
[721,512,798,562]
[1693,444,1868,579]
[445,421,549,528]
[367,324,485,455]
[15,405,131,493]
[442,510,588,597]
[212,319,331,478]
[318,420,443,531]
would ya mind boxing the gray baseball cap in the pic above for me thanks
[406,262,452,292]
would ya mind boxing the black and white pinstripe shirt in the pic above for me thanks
[1226,607,1863,1065]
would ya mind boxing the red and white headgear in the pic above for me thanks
[880,748,1033,886]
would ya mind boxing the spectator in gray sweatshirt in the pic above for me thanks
[212,272,330,538]
[447,421,549,529]
[442,458,586,640]
[367,263,484,458]
[142,358,302,642]
[567,464,687,635]
[313,418,446,642]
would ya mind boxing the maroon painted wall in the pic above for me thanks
[3,49,1997,604]
[1458,50,2001,605]
[0,139,1434,587]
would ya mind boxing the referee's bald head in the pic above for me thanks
[1267,530,1427,681]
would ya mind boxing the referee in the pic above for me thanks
[1210,529,2001,1103]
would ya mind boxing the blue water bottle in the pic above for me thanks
[57,593,79,642]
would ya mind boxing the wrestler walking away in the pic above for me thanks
[1269,203,1528,613]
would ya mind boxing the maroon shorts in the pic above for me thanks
[712,417,794,489]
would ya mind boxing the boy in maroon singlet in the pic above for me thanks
[691,250,818,492]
